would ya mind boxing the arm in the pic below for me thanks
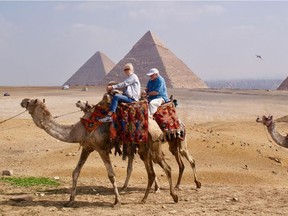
[113,74,136,89]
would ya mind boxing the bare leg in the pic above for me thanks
[65,147,92,207]
[98,151,121,205]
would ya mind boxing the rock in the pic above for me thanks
[2,170,13,176]
[10,194,33,202]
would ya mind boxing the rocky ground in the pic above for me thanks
[1,86,288,215]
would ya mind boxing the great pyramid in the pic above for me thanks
[100,31,207,89]
[63,51,115,86]
[277,77,288,90]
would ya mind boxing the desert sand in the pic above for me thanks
[1,86,288,216]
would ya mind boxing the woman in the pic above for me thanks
[99,63,141,122]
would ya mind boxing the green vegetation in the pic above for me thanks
[0,177,60,187]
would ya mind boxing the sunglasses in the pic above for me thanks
[124,68,130,71]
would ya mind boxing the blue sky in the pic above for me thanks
[0,1,287,86]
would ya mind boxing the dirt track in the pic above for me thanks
[1,86,288,215]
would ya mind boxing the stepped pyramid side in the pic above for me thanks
[63,51,115,86]
[277,77,288,90]
[100,31,207,89]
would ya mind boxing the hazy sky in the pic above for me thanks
[0,1,287,86]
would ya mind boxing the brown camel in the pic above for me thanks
[256,115,288,148]
[76,97,201,190]
[21,97,178,206]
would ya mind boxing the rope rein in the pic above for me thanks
[53,110,81,119]
[0,110,27,124]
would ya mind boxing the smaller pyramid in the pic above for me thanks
[63,51,115,86]
[277,76,288,90]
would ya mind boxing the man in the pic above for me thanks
[99,63,141,122]
[145,68,169,115]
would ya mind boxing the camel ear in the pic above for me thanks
[34,99,38,104]
[43,99,45,103]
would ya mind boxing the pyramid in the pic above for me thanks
[63,51,115,86]
[277,77,288,90]
[100,31,207,89]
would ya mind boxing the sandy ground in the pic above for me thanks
[1,86,288,215]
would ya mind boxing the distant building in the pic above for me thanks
[63,51,115,86]
[100,31,207,89]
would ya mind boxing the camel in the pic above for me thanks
[21,97,178,207]
[256,115,288,148]
[76,97,201,190]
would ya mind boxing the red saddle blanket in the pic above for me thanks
[80,99,149,157]
[153,101,184,140]
[80,101,109,132]
[110,100,149,148]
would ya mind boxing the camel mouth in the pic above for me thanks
[20,98,30,108]
[75,101,81,108]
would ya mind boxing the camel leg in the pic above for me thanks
[169,140,185,189]
[98,151,121,206]
[179,138,201,189]
[154,156,178,203]
[153,167,160,193]
[141,154,156,203]
[121,154,134,191]
[65,147,92,207]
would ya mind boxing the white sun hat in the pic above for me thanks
[146,68,159,76]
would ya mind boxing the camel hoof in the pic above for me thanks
[195,181,201,189]
[114,198,121,205]
[140,199,146,204]
[64,201,75,208]
[113,200,121,208]
[172,194,179,203]
[121,185,128,192]
[174,185,181,190]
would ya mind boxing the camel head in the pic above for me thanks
[75,100,93,113]
[21,98,46,114]
[101,93,113,105]
[256,115,274,127]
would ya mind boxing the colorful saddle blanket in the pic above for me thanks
[80,98,149,157]
[80,101,109,132]
[110,100,149,158]
[153,101,184,140]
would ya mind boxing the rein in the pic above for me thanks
[53,110,81,119]
[0,110,27,124]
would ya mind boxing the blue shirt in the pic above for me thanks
[146,75,169,103]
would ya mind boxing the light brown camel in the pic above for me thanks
[256,115,288,148]
[76,97,201,190]
[21,97,178,207]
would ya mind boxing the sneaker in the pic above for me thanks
[98,115,112,123]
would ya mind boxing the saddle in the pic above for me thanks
[110,100,149,159]
[80,100,109,132]
[153,101,185,140]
